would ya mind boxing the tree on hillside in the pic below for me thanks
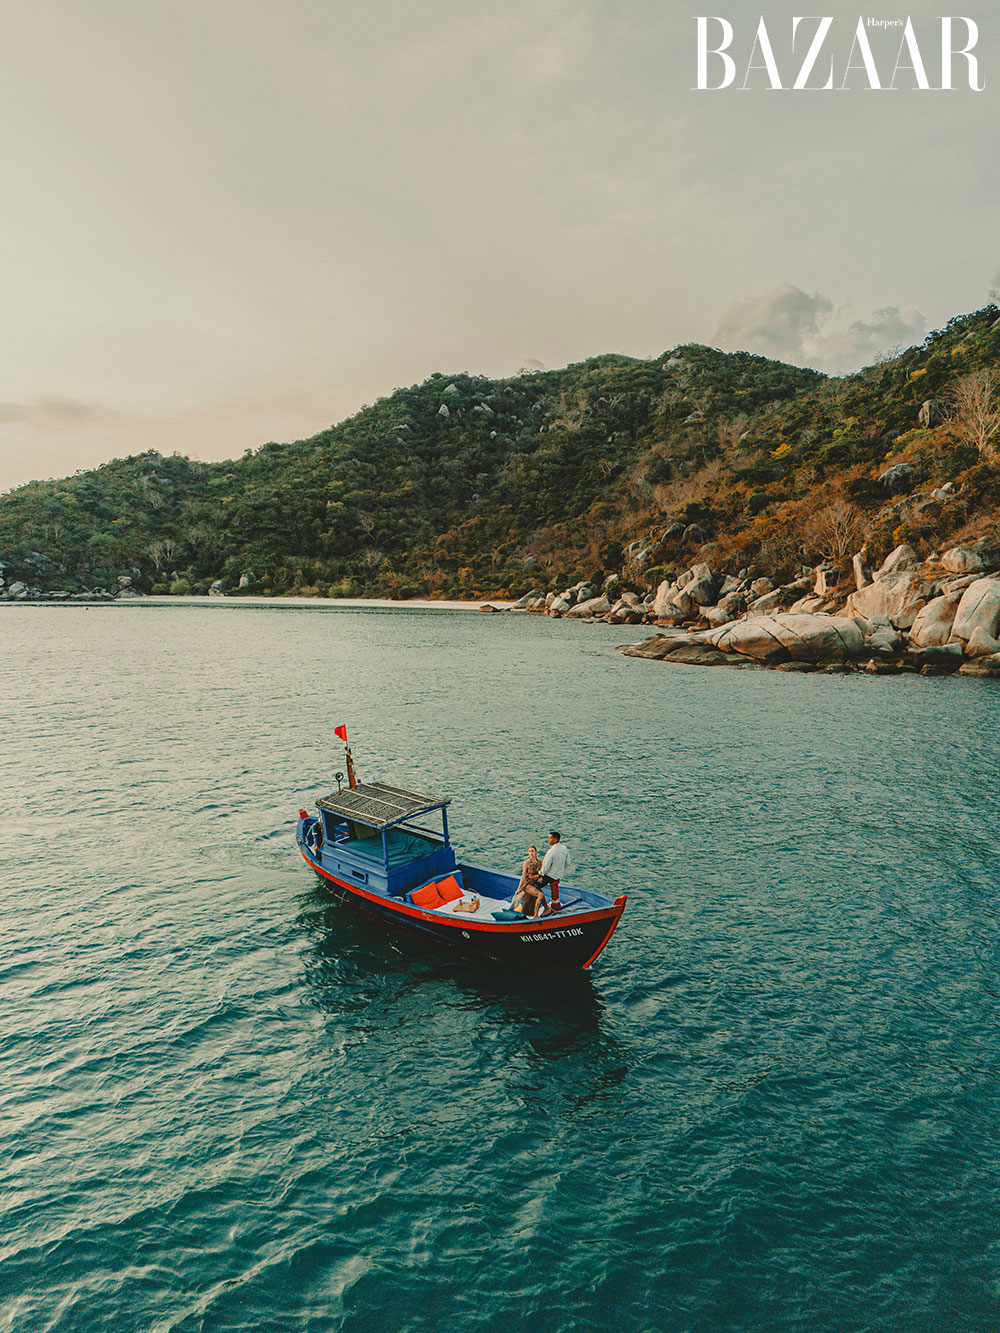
[803,499,868,564]
[148,538,177,571]
[716,413,749,452]
[950,369,1000,462]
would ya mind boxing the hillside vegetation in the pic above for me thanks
[2,306,999,599]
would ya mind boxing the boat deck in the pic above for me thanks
[301,815,613,922]
[433,894,511,921]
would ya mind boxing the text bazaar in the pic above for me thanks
[696,16,984,90]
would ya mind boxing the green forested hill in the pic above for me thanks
[2,306,999,598]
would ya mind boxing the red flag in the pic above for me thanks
[334,725,348,742]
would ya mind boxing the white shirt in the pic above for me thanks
[541,842,571,879]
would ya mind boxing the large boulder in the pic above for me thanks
[965,627,1000,659]
[652,581,695,621]
[918,399,948,427]
[959,655,1000,678]
[879,464,919,496]
[813,565,840,596]
[685,576,717,607]
[658,596,695,624]
[564,595,611,618]
[877,544,920,576]
[864,618,903,655]
[747,577,810,619]
[911,642,963,671]
[619,631,703,660]
[908,591,962,648]
[682,563,719,606]
[942,573,983,595]
[852,550,873,590]
[705,613,865,664]
[941,546,989,575]
[651,580,674,616]
[514,589,544,608]
[619,632,735,666]
[656,643,735,667]
[950,577,1000,646]
[746,589,788,618]
[843,571,930,630]
[932,481,958,501]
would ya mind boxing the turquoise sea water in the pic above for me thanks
[3,603,1000,1332]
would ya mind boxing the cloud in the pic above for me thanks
[519,357,546,372]
[712,285,926,373]
[713,285,833,365]
[818,307,928,371]
[0,397,114,427]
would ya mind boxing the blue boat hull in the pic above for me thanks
[298,841,626,970]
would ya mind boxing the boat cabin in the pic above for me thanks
[312,781,455,898]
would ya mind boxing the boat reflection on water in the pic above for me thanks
[296,885,633,1106]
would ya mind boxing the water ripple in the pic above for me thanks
[3,606,1000,1331]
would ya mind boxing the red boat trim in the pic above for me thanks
[300,845,619,935]
[580,894,628,969]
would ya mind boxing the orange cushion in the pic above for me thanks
[411,883,441,908]
[435,875,463,905]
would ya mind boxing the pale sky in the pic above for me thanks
[1,0,997,491]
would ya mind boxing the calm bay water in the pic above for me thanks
[3,603,1000,1332]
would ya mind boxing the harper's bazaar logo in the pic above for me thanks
[695,16,985,90]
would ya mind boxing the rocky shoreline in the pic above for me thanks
[6,543,1000,679]
[0,578,141,603]
[513,542,1000,679]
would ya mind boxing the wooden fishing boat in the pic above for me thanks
[296,735,626,970]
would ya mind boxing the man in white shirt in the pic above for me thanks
[539,830,571,911]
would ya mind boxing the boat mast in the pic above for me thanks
[335,724,358,789]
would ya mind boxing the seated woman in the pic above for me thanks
[512,845,548,918]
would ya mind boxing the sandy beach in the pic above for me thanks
[129,595,519,611]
